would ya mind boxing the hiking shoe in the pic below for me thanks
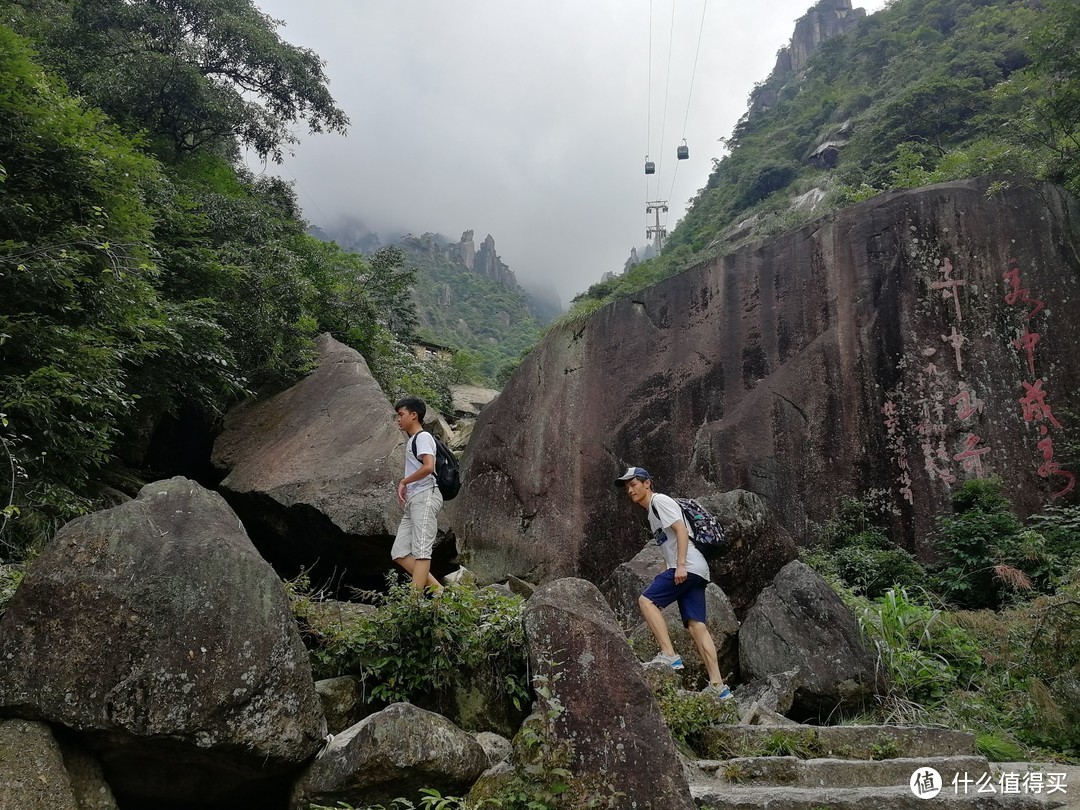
[702,684,733,701]
[645,652,684,670]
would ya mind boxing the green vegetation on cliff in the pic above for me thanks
[398,234,546,384]
[575,0,1080,310]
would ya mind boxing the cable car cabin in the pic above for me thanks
[677,143,689,160]
[644,160,655,175]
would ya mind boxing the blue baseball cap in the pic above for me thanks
[614,466,651,486]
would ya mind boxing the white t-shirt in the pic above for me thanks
[405,431,437,498]
[647,493,710,580]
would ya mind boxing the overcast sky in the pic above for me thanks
[248,1,888,307]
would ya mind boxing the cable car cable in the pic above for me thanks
[666,1,709,221]
[680,0,708,145]
[654,0,677,195]
[645,0,654,186]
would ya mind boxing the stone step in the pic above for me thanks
[695,755,990,789]
[700,723,975,760]
[690,783,1067,809]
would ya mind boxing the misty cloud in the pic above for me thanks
[248,0,889,306]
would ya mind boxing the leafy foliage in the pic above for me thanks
[0,25,169,552]
[803,492,926,598]
[807,484,1080,756]
[8,0,349,162]
[656,685,739,754]
[292,580,530,712]
[0,10,446,558]
[1005,0,1080,194]
[928,479,1072,609]
[857,587,983,705]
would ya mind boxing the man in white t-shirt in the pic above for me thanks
[616,466,732,699]
[391,397,443,593]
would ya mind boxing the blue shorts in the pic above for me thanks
[641,570,709,626]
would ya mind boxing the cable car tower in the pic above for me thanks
[640,0,708,253]
[646,200,668,252]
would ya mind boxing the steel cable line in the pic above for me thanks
[667,0,709,205]
[645,0,654,198]
[653,0,678,199]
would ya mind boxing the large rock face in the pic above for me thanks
[211,333,452,591]
[0,720,80,810]
[449,180,1080,585]
[752,0,868,113]
[0,477,326,807]
[291,703,488,809]
[523,578,695,809]
[786,0,867,74]
[697,490,800,619]
[739,561,883,718]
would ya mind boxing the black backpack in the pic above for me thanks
[411,431,462,501]
[651,496,728,557]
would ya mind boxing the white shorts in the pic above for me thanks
[391,486,443,560]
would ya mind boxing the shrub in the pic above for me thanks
[656,685,739,755]
[292,579,530,713]
[929,479,1068,609]
[805,492,925,597]
[857,588,983,706]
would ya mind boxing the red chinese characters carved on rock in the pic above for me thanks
[949,384,984,421]
[1003,259,1075,498]
[953,433,990,478]
[1037,437,1075,497]
[941,326,966,373]
[1002,265,1045,321]
[1012,326,1040,376]
[931,258,967,322]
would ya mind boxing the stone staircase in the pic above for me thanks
[685,724,1070,809]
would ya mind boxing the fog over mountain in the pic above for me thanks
[248,0,888,305]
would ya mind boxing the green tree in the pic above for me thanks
[929,479,1027,609]
[7,0,349,161]
[0,25,171,552]
[1009,0,1080,193]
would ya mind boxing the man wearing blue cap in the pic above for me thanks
[615,466,732,699]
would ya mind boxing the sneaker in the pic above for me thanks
[645,652,684,670]
[702,684,733,701]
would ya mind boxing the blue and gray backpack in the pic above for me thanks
[651,497,728,557]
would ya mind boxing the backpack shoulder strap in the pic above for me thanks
[412,431,441,465]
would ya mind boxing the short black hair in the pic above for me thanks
[394,396,427,423]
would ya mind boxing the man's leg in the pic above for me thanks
[393,554,442,592]
[687,619,725,687]
[404,488,443,594]
[638,594,677,656]
[391,497,442,593]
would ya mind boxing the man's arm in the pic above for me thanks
[397,446,436,504]
[671,519,690,583]
[401,454,435,485]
